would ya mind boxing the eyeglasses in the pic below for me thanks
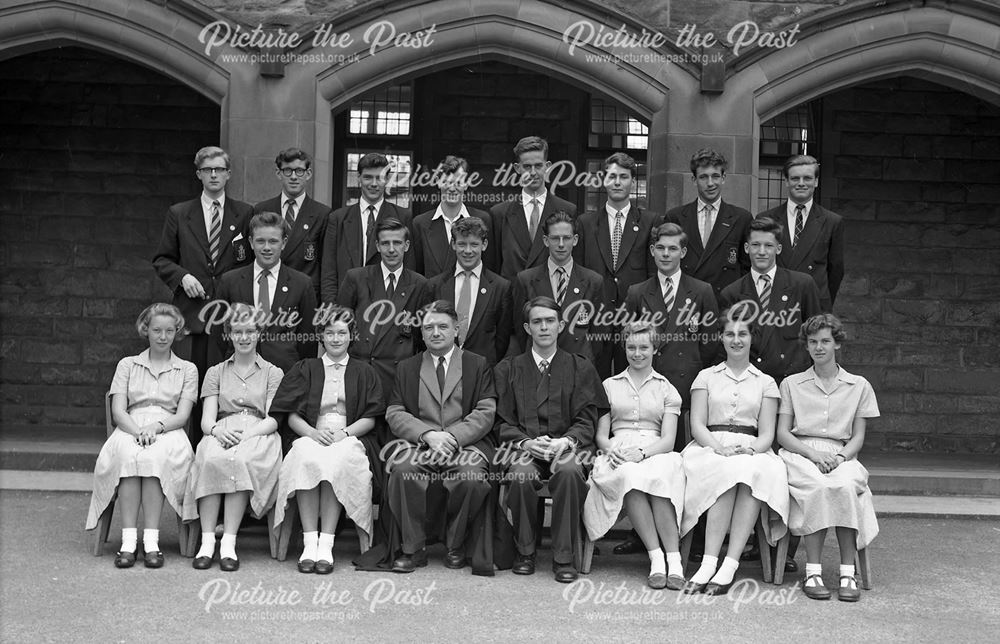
[198,167,230,176]
[279,168,309,178]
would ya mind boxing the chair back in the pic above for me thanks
[104,392,114,437]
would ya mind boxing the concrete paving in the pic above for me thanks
[1,490,998,643]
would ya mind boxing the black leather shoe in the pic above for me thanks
[740,544,760,562]
[444,549,467,569]
[297,559,315,574]
[219,557,239,572]
[803,575,831,600]
[391,549,427,573]
[314,557,335,575]
[666,574,686,591]
[512,553,536,575]
[114,551,136,569]
[143,551,164,569]
[838,576,861,602]
[681,581,706,594]
[704,581,731,596]
[553,562,578,583]
[613,534,644,555]
[192,556,213,570]
[784,558,798,573]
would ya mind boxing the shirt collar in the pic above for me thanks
[432,203,470,221]
[715,361,765,382]
[282,192,306,210]
[254,261,281,278]
[381,263,403,283]
[429,345,457,369]
[605,201,632,219]
[361,196,384,215]
[787,199,813,218]
[521,190,546,210]
[611,368,667,389]
[548,257,573,276]
[798,365,859,386]
[201,192,226,211]
[751,264,777,284]
[659,270,681,290]
[531,348,557,370]
[697,197,721,212]
[454,262,482,278]
[223,352,265,370]
[135,348,184,375]
[322,353,350,368]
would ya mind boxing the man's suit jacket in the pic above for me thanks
[216,264,317,371]
[758,204,844,312]
[386,348,497,460]
[320,201,413,304]
[254,194,331,297]
[421,266,512,366]
[337,264,427,398]
[411,207,495,278]
[574,204,657,315]
[493,349,609,451]
[509,262,605,361]
[152,197,254,335]
[719,267,822,383]
[662,200,752,300]
[624,273,720,409]
[490,194,577,281]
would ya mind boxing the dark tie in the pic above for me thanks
[365,205,377,260]
[257,269,270,315]
[759,274,771,310]
[436,356,446,395]
[555,267,567,306]
[528,198,540,240]
[386,272,396,300]
[539,359,549,375]
[536,358,550,399]
[284,199,296,229]
[663,277,674,313]
[209,200,221,264]
[793,204,805,248]
[457,270,473,343]
[611,211,623,268]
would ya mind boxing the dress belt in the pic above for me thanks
[218,409,264,420]
[707,424,757,437]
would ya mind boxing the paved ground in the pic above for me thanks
[1,490,998,643]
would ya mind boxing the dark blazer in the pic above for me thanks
[422,266,512,366]
[493,349,609,451]
[216,264,317,371]
[757,203,845,312]
[320,201,414,304]
[337,264,427,398]
[574,203,658,315]
[662,200,752,300]
[719,267,822,383]
[152,197,254,334]
[388,349,498,460]
[624,273,720,409]
[490,194,577,281]
[411,207,495,278]
[253,194,331,297]
[510,262,605,361]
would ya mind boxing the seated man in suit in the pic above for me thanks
[254,148,331,299]
[491,136,577,281]
[574,152,657,378]
[421,217,512,366]
[757,154,844,313]
[321,153,414,303]
[494,296,610,583]
[153,145,253,444]
[337,218,427,412]
[662,148,752,301]
[215,212,317,371]
[510,211,604,362]
[412,155,495,277]
[385,300,497,573]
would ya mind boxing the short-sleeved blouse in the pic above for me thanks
[319,354,348,417]
[604,369,681,434]
[201,354,284,418]
[778,366,879,441]
[691,363,779,427]
[109,349,198,413]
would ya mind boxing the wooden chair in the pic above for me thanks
[274,499,371,561]
[91,393,192,556]
[773,532,872,589]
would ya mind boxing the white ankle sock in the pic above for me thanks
[666,552,683,578]
[709,556,740,585]
[120,528,137,553]
[300,531,318,562]
[690,555,718,584]
[840,564,856,587]
[317,532,335,563]
[805,563,823,586]
[220,533,237,560]
[196,533,216,559]
[647,548,665,576]
[142,529,159,553]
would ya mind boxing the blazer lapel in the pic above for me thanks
[790,206,824,265]
[282,196,313,256]
[185,203,211,259]
[641,277,668,327]
[616,204,642,270]
[343,204,362,266]
[442,348,463,402]
[525,199,552,267]
[508,201,533,257]
[531,267,555,299]
[419,353,442,405]
[681,203,704,255]
[271,266,291,316]
[466,271,491,338]
[702,204,734,260]
[219,201,240,250]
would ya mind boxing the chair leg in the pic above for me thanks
[93,497,116,556]
[756,517,773,584]
[679,531,692,574]
[580,535,595,574]
[856,548,872,590]
[277,502,299,562]
[178,515,197,558]
[535,498,547,549]
[774,533,790,585]
[267,509,277,559]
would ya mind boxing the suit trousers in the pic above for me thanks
[386,446,490,554]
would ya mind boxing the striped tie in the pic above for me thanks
[284,199,296,229]
[759,274,771,310]
[793,204,805,248]
[209,200,221,264]
[663,277,674,313]
[555,267,567,306]
[611,211,623,268]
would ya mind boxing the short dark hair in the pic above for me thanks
[451,216,488,242]
[651,222,688,249]
[721,305,756,334]
[783,154,820,179]
[800,313,846,344]
[690,148,727,176]
[522,295,560,321]
[321,304,358,339]
[603,152,637,178]
[376,217,409,241]
[422,299,459,324]
[543,211,576,235]
[513,136,548,160]
[439,155,469,175]
[749,215,783,240]
[357,152,390,173]
[249,211,289,239]
[274,147,312,169]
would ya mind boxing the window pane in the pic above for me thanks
[347,83,412,137]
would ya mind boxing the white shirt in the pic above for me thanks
[548,258,574,299]
[605,202,632,236]
[429,345,456,373]
[200,192,226,239]
[659,269,681,303]
[697,198,721,241]
[453,262,481,317]
[751,265,777,297]
[381,263,403,293]
[253,261,280,311]
[432,203,470,242]
[786,199,813,241]
[532,348,557,371]
[281,192,306,222]
[322,353,349,369]
[521,190,547,229]
[360,197,384,247]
